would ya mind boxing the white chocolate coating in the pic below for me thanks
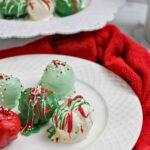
[47,96,94,143]
[27,0,54,21]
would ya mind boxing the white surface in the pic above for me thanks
[0,55,142,150]
[0,0,125,38]
[112,2,150,50]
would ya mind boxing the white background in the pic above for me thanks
[129,0,146,3]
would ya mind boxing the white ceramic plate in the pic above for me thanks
[0,0,125,38]
[0,55,142,150]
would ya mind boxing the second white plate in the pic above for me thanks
[0,0,125,38]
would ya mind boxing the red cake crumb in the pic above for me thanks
[0,106,20,148]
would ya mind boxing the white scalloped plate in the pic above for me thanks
[0,55,142,150]
[0,0,126,38]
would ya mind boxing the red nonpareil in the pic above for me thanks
[80,125,83,133]
[0,74,3,80]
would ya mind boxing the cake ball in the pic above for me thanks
[0,73,23,109]
[55,0,84,17]
[0,106,20,148]
[0,0,27,18]
[47,95,94,143]
[27,0,54,21]
[39,60,75,100]
[19,86,57,136]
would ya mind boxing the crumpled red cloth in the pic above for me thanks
[0,24,150,149]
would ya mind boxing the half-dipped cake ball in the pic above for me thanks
[19,86,57,136]
[0,73,23,109]
[47,95,94,143]
[39,60,75,99]
[55,0,84,17]
[0,0,27,18]
[27,0,54,21]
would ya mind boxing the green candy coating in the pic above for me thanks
[55,0,84,17]
[19,86,57,136]
[0,74,23,109]
[39,60,75,100]
[0,0,27,18]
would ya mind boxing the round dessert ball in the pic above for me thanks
[55,0,84,17]
[39,60,76,100]
[19,86,57,136]
[0,0,27,18]
[27,0,54,21]
[47,95,94,143]
[0,106,21,148]
[0,73,23,109]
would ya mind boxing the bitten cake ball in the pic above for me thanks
[55,0,84,17]
[47,95,94,143]
[27,0,54,21]
[39,60,75,99]
[0,73,23,109]
[0,0,27,18]
[0,106,20,148]
[19,86,57,136]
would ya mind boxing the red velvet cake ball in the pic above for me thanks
[0,106,20,148]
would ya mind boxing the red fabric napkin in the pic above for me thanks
[0,24,150,149]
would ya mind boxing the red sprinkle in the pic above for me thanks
[41,87,53,95]
[56,137,59,143]
[52,60,66,67]
[6,75,10,80]
[80,125,83,133]
[0,73,3,80]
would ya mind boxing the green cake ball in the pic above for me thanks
[39,60,75,100]
[19,86,57,136]
[0,73,23,109]
[55,0,84,17]
[0,0,27,18]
